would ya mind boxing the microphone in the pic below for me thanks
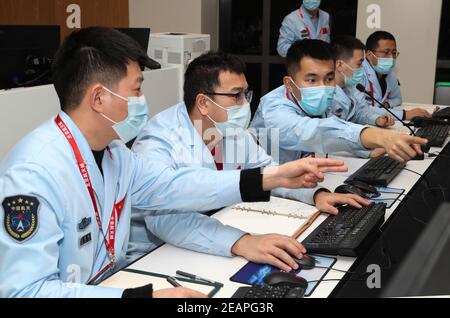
[356,84,430,159]
[356,84,415,136]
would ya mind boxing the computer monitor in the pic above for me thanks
[383,203,450,297]
[115,28,160,70]
[0,25,60,90]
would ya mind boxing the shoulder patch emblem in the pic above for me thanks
[2,195,40,243]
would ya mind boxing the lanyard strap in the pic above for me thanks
[369,81,375,107]
[299,9,311,39]
[55,115,117,280]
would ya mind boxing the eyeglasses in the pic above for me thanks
[204,90,253,105]
[373,50,400,59]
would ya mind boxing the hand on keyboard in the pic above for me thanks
[314,191,371,215]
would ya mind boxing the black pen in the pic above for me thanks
[167,276,182,288]
[176,270,223,287]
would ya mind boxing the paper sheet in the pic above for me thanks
[214,197,318,236]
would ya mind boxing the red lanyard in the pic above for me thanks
[299,8,327,39]
[210,144,223,171]
[298,9,311,39]
[369,81,375,107]
[55,115,117,283]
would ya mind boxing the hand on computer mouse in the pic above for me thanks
[231,234,307,272]
[314,191,371,215]
[381,132,428,163]
[292,254,317,270]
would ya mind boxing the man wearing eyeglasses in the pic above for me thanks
[363,31,431,121]
[127,51,369,272]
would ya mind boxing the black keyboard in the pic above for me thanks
[302,203,386,257]
[231,284,305,298]
[416,125,450,147]
[433,107,450,119]
[345,156,405,187]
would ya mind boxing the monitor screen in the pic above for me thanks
[383,202,450,297]
[0,25,60,90]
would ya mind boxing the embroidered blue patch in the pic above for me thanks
[2,195,40,243]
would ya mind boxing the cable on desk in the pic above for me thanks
[402,167,423,178]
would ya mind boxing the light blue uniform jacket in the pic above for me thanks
[129,103,321,262]
[0,112,244,298]
[250,85,371,164]
[362,59,404,119]
[277,5,330,57]
[330,85,387,126]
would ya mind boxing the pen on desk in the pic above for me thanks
[176,270,223,287]
[167,276,183,288]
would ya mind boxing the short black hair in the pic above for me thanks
[332,35,366,62]
[366,31,396,52]
[286,39,335,77]
[52,27,154,112]
[183,51,246,113]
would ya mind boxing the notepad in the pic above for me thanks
[98,269,221,298]
[213,197,318,237]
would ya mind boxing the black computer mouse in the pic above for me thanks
[335,184,367,198]
[413,144,431,161]
[263,272,308,289]
[421,143,431,154]
[345,180,380,197]
[292,254,317,270]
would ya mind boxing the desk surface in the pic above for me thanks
[123,104,449,298]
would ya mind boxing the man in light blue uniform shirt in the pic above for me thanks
[330,35,395,129]
[130,52,369,273]
[277,0,330,57]
[0,29,326,298]
[362,31,431,121]
[251,39,428,164]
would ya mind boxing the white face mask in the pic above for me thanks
[100,87,149,143]
[206,96,251,137]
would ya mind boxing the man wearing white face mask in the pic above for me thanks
[330,35,396,129]
[277,0,330,57]
[362,31,431,121]
[129,51,369,273]
[251,39,429,164]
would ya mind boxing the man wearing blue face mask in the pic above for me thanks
[1,30,351,298]
[363,31,431,121]
[277,0,330,57]
[251,39,428,164]
[330,35,396,129]
[0,27,220,298]
[129,51,369,273]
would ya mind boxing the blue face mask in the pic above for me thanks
[101,87,149,143]
[370,52,396,75]
[206,97,251,137]
[341,62,365,87]
[303,0,322,11]
[290,78,336,117]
